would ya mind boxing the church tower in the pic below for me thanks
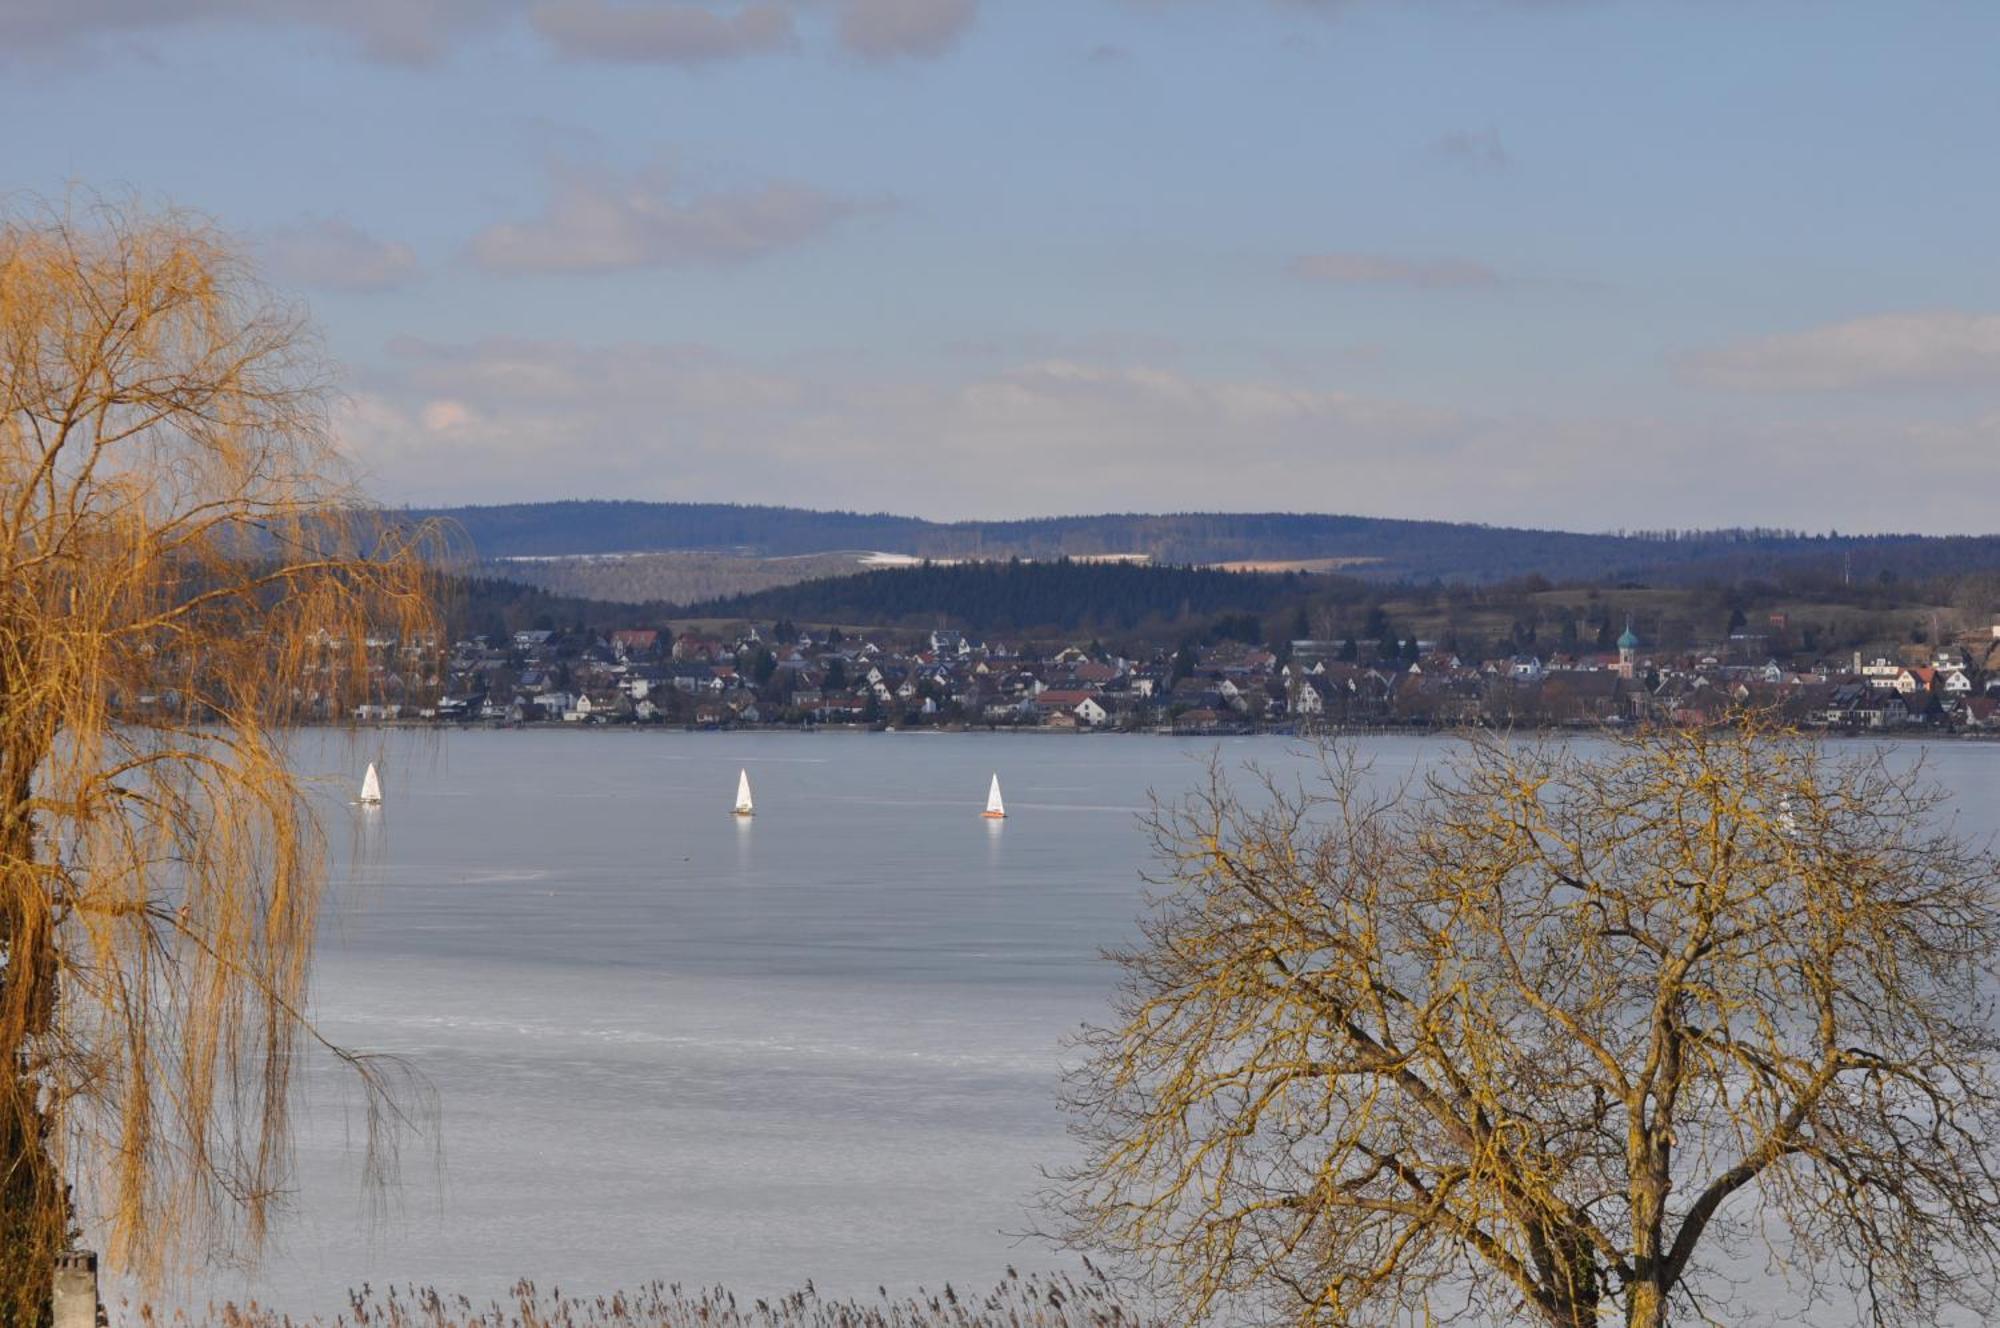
[1617,619,1639,681]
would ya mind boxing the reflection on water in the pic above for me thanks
[983,814,1004,871]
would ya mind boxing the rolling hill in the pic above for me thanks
[406,500,2000,590]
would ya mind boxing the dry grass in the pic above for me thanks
[133,1270,1157,1328]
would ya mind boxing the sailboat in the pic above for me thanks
[733,768,755,818]
[983,773,1007,820]
[358,762,383,805]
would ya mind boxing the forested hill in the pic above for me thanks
[406,500,2000,585]
[679,560,1313,635]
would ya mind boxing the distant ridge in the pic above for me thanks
[406,499,2000,586]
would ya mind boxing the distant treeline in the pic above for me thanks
[447,575,677,641]
[403,500,2000,586]
[680,559,1314,634]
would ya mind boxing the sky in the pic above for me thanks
[7,0,2000,532]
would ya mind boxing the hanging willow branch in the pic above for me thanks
[0,195,448,1320]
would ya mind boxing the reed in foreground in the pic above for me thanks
[131,1270,1156,1328]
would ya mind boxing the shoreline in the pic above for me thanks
[319,719,2000,743]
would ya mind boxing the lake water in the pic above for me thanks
[179,730,2000,1319]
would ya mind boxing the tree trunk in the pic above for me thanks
[0,746,65,1328]
[0,1093,64,1328]
[1627,1281,1668,1328]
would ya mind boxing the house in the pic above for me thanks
[1850,692,1911,729]
[1956,695,2000,730]
[435,692,485,721]
[567,691,621,722]
[1074,696,1110,727]
[1861,657,1903,689]
[609,629,660,659]
[1033,688,1098,722]
[1173,708,1225,734]
[816,694,870,723]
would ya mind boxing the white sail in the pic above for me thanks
[733,768,755,817]
[983,773,1006,819]
[358,762,383,805]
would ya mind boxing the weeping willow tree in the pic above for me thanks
[0,199,444,1322]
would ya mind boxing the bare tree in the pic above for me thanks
[1057,726,2000,1327]
[0,198,442,1321]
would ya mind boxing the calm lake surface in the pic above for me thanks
[184,730,2000,1317]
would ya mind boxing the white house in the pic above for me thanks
[1861,657,1903,689]
[1075,696,1109,727]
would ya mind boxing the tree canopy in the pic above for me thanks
[1057,726,2000,1327]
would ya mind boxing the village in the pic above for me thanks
[362,617,2000,735]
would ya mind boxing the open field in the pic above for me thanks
[485,551,880,605]
[1211,556,1383,574]
[487,549,1176,609]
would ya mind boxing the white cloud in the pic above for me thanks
[419,398,477,431]
[0,0,976,64]
[333,334,2000,532]
[336,336,1471,514]
[1289,253,1501,289]
[469,159,862,273]
[0,0,512,64]
[530,0,796,63]
[260,218,419,291]
[1685,311,2000,393]
[835,0,977,60]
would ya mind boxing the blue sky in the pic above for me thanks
[8,1,2000,530]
